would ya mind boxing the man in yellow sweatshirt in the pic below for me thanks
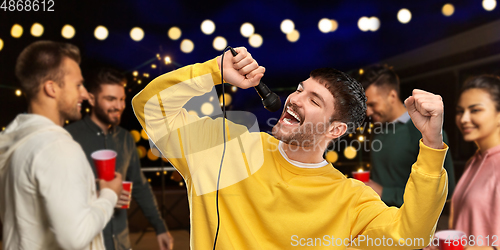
[132,47,449,249]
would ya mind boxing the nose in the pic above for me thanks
[81,86,89,100]
[289,92,303,108]
[366,106,373,117]
[117,99,126,111]
[460,110,470,124]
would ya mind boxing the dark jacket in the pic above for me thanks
[66,115,167,250]
[371,119,456,207]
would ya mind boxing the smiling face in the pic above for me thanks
[90,83,126,126]
[57,57,87,121]
[272,77,338,147]
[365,85,394,123]
[456,88,500,144]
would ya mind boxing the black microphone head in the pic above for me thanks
[262,93,281,112]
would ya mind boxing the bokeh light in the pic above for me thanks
[147,148,159,161]
[31,23,44,37]
[141,129,149,140]
[94,25,108,40]
[280,19,295,34]
[137,146,146,159]
[397,8,412,24]
[240,22,255,38]
[249,34,263,48]
[286,29,300,42]
[330,19,339,32]
[130,27,144,41]
[318,18,332,33]
[11,24,23,38]
[168,26,182,40]
[201,102,214,115]
[130,130,140,143]
[219,93,232,106]
[344,146,357,159]
[442,3,455,16]
[180,39,194,53]
[213,36,227,51]
[61,24,75,39]
[201,19,216,35]
[483,0,497,11]
[325,151,338,163]
[357,17,370,32]
[368,17,380,31]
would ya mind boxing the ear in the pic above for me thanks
[88,92,96,107]
[42,80,58,98]
[327,121,348,140]
[388,89,398,103]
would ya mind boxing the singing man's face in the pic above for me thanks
[272,77,336,147]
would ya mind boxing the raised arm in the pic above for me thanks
[351,90,449,249]
[131,47,265,193]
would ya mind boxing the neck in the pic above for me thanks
[29,100,63,126]
[281,141,326,164]
[391,101,407,122]
[90,112,111,134]
[476,130,500,154]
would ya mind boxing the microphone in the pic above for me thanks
[228,47,281,112]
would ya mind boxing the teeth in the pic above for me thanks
[77,103,81,107]
[287,107,300,122]
[283,118,293,125]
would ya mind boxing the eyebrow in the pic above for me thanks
[102,95,126,99]
[457,104,482,109]
[300,82,325,105]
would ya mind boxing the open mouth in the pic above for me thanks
[281,107,301,125]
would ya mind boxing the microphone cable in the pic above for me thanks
[213,46,232,250]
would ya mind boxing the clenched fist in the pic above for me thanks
[404,89,444,149]
[216,47,265,90]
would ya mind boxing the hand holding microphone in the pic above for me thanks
[217,46,281,112]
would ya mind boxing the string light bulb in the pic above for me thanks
[61,24,75,39]
[11,24,23,38]
[15,89,22,96]
[483,0,497,11]
[164,56,171,64]
[31,23,44,37]
[94,25,108,40]
[130,27,144,41]
[397,8,412,24]
[280,19,295,34]
[442,3,455,16]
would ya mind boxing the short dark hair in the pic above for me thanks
[86,68,126,95]
[310,68,367,134]
[460,74,500,111]
[358,64,400,97]
[15,40,81,100]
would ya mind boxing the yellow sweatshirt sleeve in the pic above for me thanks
[131,58,264,195]
[350,140,449,249]
[131,58,222,178]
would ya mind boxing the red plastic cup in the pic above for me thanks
[121,181,133,209]
[91,149,117,181]
[435,230,467,250]
[352,170,370,182]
